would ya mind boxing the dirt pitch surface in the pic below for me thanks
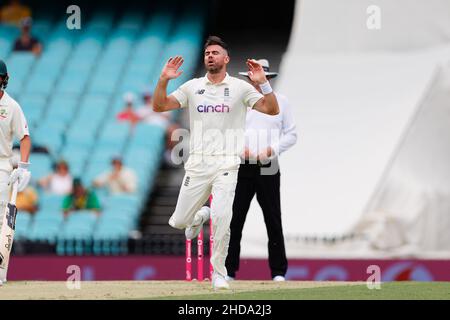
[0,281,360,300]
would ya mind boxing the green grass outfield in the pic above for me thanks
[0,281,448,300]
[156,282,450,300]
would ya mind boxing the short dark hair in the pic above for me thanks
[73,177,83,188]
[0,75,8,90]
[204,36,229,54]
[111,157,123,165]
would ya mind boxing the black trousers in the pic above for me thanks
[225,161,288,279]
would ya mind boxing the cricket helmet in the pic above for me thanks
[0,60,9,90]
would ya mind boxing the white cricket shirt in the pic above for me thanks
[0,91,29,170]
[135,104,171,128]
[171,73,263,159]
[245,92,297,157]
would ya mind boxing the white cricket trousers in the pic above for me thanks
[169,155,240,277]
[0,169,11,231]
[0,169,12,280]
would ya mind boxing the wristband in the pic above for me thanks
[259,81,273,95]
[18,161,30,169]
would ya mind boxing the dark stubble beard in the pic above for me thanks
[206,63,223,74]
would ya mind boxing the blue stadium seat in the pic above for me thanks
[18,94,46,111]
[39,44,71,66]
[18,94,46,127]
[88,12,115,30]
[83,165,109,185]
[128,124,166,150]
[75,39,103,56]
[32,20,53,43]
[93,219,130,255]
[88,77,118,95]
[90,145,122,163]
[39,194,66,211]
[65,122,98,144]
[24,74,57,95]
[48,20,79,45]
[96,123,130,150]
[55,72,89,95]
[118,10,145,30]
[6,52,36,80]
[30,153,54,181]
[32,126,63,154]
[58,214,97,255]
[0,24,20,42]
[14,212,32,240]
[69,127,100,148]
[95,217,133,235]
[100,208,136,223]
[66,160,85,178]
[64,57,95,74]
[30,61,61,78]
[0,38,12,59]
[60,145,91,168]
[28,213,64,243]
[102,194,141,214]
[44,94,79,126]
[141,12,173,39]
[98,121,130,141]
[59,211,98,241]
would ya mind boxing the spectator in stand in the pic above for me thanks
[116,92,140,129]
[13,17,42,56]
[38,160,73,195]
[135,89,182,167]
[62,178,101,218]
[135,89,171,128]
[92,157,137,194]
[0,0,31,26]
[16,185,39,214]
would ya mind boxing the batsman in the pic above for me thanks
[153,36,279,290]
[0,59,32,285]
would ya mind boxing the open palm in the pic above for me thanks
[161,56,184,80]
[246,59,267,84]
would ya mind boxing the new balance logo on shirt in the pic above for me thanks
[195,89,205,95]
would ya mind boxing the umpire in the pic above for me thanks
[225,59,297,281]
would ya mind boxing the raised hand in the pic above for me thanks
[161,56,184,81]
[246,59,267,84]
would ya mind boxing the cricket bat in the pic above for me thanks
[0,181,18,283]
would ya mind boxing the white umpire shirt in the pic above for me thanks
[244,92,297,159]
[0,91,29,171]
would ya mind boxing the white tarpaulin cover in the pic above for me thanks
[240,0,450,258]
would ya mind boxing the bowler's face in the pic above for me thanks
[204,45,229,73]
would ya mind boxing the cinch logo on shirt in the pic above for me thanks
[197,104,230,113]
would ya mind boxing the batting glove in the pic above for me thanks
[9,161,31,192]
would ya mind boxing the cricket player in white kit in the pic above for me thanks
[0,60,31,285]
[153,36,279,289]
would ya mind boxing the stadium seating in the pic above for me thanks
[0,5,205,255]
[14,212,32,241]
